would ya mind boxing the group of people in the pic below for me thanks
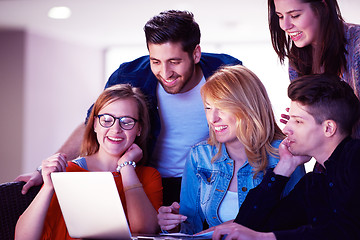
[14,0,360,239]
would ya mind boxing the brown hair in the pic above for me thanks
[144,10,201,56]
[268,0,346,77]
[80,84,150,165]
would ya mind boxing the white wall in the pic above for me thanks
[22,31,104,174]
[0,30,25,183]
[0,30,104,183]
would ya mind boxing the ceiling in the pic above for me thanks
[0,0,359,49]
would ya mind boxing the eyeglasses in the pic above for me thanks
[96,114,138,130]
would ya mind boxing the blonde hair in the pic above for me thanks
[201,65,284,175]
[80,84,150,165]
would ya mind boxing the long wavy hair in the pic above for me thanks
[80,84,150,165]
[268,0,346,77]
[201,65,284,176]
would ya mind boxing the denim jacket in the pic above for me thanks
[179,140,305,234]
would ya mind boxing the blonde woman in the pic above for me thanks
[157,65,305,234]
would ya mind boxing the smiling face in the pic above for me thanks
[282,101,325,157]
[94,98,141,158]
[204,98,239,147]
[274,0,321,48]
[148,42,201,94]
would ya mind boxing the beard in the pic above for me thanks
[158,59,195,94]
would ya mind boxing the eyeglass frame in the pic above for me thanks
[96,114,138,130]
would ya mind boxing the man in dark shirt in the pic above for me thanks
[204,74,360,240]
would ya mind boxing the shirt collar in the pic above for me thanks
[214,143,249,167]
[324,136,352,168]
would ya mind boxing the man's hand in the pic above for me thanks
[14,123,84,195]
[14,171,44,195]
[14,153,68,194]
[157,202,187,232]
[274,138,311,177]
[195,220,233,236]
[198,221,275,240]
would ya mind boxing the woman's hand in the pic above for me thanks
[280,107,290,125]
[158,202,187,232]
[118,143,143,165]
[41,153,67,188]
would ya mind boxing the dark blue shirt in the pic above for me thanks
[88,53,242,156]
[235,137,360,240]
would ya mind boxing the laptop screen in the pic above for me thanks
[51,172,132,239]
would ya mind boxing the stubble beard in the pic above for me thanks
[159,60,195,94]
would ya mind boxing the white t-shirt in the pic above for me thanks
[152,76,208,177]
[218,190,239,222]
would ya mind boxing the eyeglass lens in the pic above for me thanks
[98,114,136,130]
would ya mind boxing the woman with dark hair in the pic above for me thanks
[15,84,162,239]
[268,0,360,137]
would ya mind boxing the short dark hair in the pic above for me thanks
[288,74,360,136]
[144,10,201,55]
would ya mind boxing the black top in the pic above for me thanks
[235,137,360,240]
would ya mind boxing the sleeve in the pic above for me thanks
[281,164,305,198]
[179,150,206,235]
[267,140,305,198]
[349,27,360,139]
[237,143,360,240]
[234,170,290,230]
[259,178,309,234]
[274,146,360,240]
[200,53,242,79]
[349,25,360,97]
[353,44,360,94]
[288,65,298,81]
[104,65,125,89]
[235,170,311,233]
[220,53,243,66]
[140,167,163,212]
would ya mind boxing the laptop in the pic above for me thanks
[51,172,213,240]
[51,171,133,239]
